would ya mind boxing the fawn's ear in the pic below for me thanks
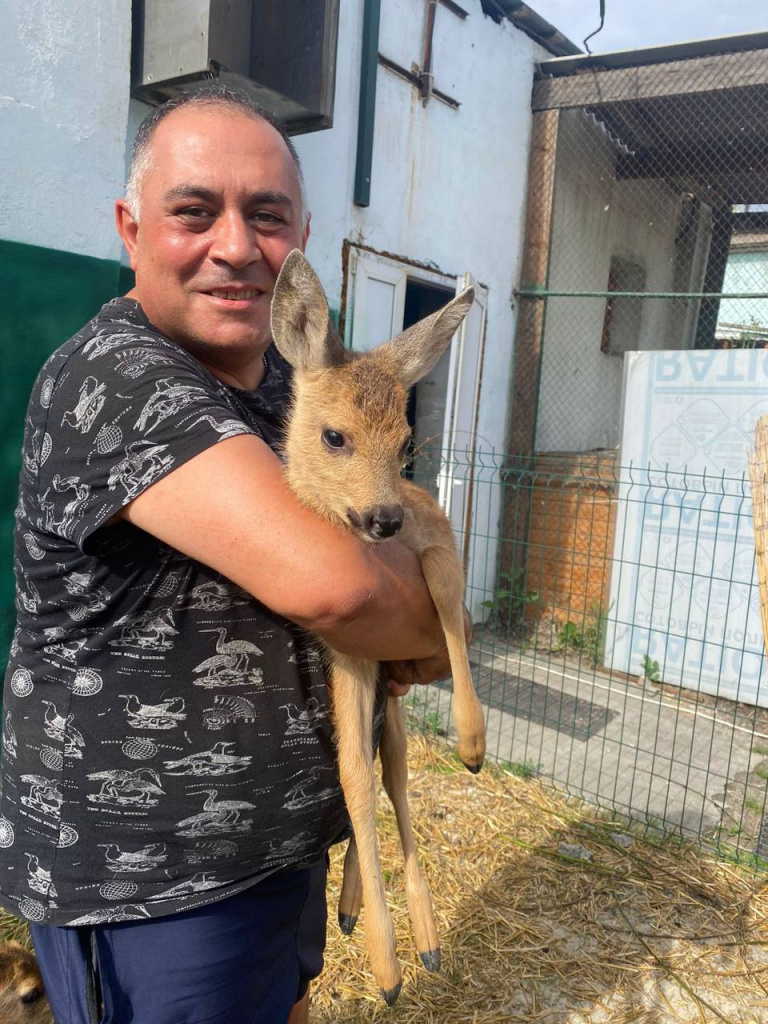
[270,250,347,371]
[381,288,474,387]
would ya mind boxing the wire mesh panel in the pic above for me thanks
[410,456,768,869]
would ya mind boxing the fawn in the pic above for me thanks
[271,250,486,1004]
[0,942,51,1023]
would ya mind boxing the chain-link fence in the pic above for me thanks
[509,40,768,458]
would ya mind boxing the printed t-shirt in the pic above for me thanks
[0,297,352,926]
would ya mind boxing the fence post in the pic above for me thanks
[502,108,559,590]
[507,108,559,457]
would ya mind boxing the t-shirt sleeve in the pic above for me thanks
[36,333,260,551]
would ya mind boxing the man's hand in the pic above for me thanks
[385,607,473,697]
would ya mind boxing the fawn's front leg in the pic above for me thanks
[420,546,486,772]
[330,653,402,1005]
[380,696,440,971]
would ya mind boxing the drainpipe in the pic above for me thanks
[420,0,437,105]
[354,0,382,207]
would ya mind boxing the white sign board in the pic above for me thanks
[606,349,768,707]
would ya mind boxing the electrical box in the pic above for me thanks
[131,0,340,134]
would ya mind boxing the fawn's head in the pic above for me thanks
[271,250,474,541]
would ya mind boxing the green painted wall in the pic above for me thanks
[0,239,124,671]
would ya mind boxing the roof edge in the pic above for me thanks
[537,29,768,77]
[480,0,581,58]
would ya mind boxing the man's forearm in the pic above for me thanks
[297,540,444,662]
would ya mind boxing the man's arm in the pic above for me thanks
[119,434,445,662]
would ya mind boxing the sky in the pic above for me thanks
[529,0,768,54]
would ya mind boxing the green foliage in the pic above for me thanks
[404,692,446,738]
[427,752,464,774]
[642,654,661,682]
[582,602,609,668]
[744,797,764,814]
[732,315,768,349]
[558,620,582,651]
[754,763,768,782]
[557,603,608,668]
[501,758,541,780]
[482,569,539,630]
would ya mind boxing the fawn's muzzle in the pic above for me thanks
[364,505,404,539]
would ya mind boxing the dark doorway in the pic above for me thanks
[402,279,455,494]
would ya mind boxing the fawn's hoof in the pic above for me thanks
[338,912,357,935]
[462,758,483,774]
[419,948,441,972]
[380,981,403,1007]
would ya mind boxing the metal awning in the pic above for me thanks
[532,36,768,205]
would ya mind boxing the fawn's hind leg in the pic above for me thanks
[338,836,362,934]
[420,546,485,772]
[380,696,441,971]
[330,653,402,1005]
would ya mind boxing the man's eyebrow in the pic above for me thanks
[163,185,295,209]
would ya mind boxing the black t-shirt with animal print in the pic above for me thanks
[0,297,361,926]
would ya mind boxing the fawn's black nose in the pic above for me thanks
[364,505,404,539]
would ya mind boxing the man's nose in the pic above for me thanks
[208,213,261,267]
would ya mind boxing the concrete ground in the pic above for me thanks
[414,636,768,860]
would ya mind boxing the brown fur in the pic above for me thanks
[0,943,52,1024]
[271,250,486,1004]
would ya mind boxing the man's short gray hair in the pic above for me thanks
[125,84,309,225]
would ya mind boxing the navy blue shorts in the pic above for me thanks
[30,857,328,1024]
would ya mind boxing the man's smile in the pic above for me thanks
[201,286,269,310]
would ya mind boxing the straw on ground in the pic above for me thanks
[1,731,767,1022]
[312,732,768,1023]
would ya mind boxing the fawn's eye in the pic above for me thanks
[322,429,345,450]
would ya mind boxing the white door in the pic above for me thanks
[438,274,488,557]
[347,249,407,352]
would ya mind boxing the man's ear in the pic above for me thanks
[115,200,139,271]
[271,249,346,372]
[380,288,475,388]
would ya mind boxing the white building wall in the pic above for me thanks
[0,0,132,262]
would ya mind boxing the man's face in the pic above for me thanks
[117,105,309,368]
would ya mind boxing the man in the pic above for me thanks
[0,86,453,1024]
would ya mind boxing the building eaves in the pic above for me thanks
[480,0,581,58]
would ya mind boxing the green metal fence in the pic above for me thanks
[408,449,768,870]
